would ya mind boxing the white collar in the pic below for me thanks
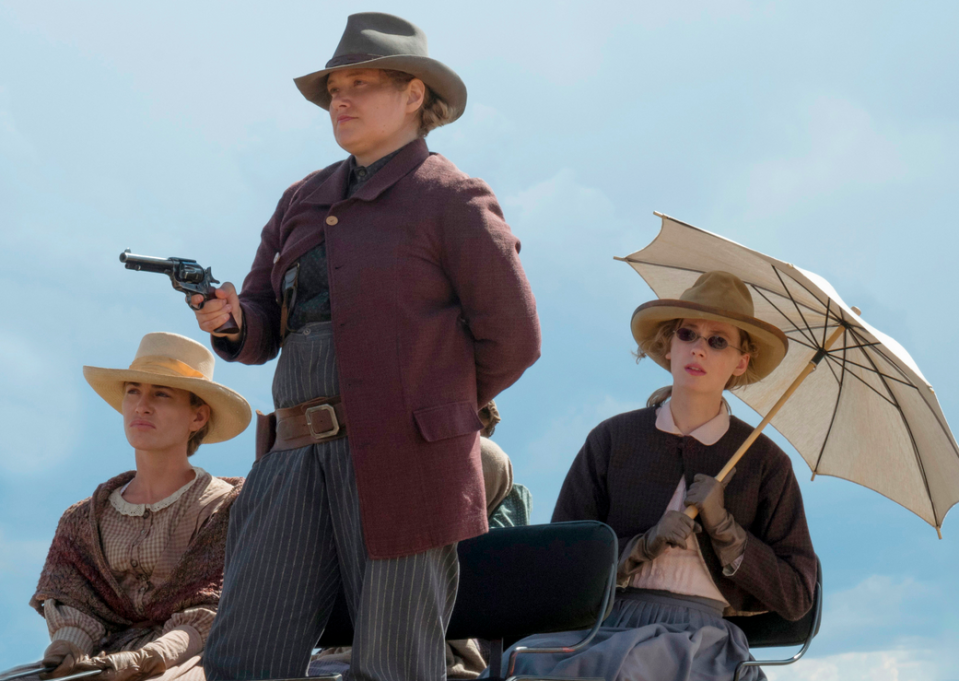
[655,399,730,446]
[109,467,206,517]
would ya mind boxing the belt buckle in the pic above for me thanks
[305,404,340,440]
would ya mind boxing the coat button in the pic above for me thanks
[326,216,338,226]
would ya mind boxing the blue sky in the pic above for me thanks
[2,2,959,678]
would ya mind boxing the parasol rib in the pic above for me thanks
[818,356,902,407]
[821,299,832,347]
[773,267,819,347]
[622,258,829,326]
[812,327,847,479]
[846,325,959,465]
[752,286,818,343]
[821,354,918,389]
[846,325,940,533]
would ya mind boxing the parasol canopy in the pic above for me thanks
[618,213,959,534]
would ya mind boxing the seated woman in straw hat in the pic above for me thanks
[30,333,251,681]
[491,272,817,681]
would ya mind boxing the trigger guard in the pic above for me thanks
[187,296,205,311]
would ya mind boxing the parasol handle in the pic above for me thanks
[685,324,847,519]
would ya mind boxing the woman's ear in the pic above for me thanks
[406,78,426,112]
[732,353,750,377]
[191,404,211,433]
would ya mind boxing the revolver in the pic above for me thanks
[119,249,240,334]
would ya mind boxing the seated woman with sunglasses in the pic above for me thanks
[491,272,817,681]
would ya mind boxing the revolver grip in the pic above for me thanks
[191,290,240,335]
[215,315,241,335]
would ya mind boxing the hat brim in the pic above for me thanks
[631,300,790,383]
[82,366,252,444]
[293,55,468,123]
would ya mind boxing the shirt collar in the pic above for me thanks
[109,467,207,516]
[655,399,730,446]
[348,145,406,185]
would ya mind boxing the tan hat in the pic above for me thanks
[83,332,252,444]
[631,271,789,383]
[293,12,468,122]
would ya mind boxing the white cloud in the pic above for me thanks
[430,102,519,182]
[737,97,932,220]
[766,650,941,681]
[503,168,642,300]
[820,575,933,638]
[522,394,645,476]
[0,331,84,475]
[761,574,959,680]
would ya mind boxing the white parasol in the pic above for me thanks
[617,213,959,536]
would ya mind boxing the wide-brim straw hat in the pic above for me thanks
[83,332,252,444]
[631,271,789,384]
[293,12,468,123]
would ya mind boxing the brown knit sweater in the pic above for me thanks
[31,471,242,646]
[553,407,816,621]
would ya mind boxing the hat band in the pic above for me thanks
[128,355,209,381]
[325,53,387,68]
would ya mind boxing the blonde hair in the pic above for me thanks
[636,318,762,407]
[381,69,455,137]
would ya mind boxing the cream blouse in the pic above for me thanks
[626,401,744,604]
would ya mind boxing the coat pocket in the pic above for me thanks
[413,401,483,443]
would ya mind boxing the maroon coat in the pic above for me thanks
[218,139,541,559]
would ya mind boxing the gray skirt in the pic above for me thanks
[492,589,764,681]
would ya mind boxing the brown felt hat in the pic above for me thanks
[83,332,252,444]
[631,271,789,383]
[293,12,467,122]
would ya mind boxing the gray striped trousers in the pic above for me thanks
[204,323,459,681]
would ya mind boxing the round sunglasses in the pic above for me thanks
[675,326,745,353]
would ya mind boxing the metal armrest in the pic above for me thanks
[504,556,618,681]
[733,572,823,681]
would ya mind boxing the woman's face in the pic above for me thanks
[665,318,750,398]
[326,68,424,161]
[121,382,209,453]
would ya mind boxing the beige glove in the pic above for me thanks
[75,647,166,681]
[41,641,89,679]
[618,510,701,578]
[684,470,747,567]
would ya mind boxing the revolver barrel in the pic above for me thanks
[119,250,177,274]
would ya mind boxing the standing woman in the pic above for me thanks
[498,272,816,681]
[31,333,250,681]
[190,12,540,681]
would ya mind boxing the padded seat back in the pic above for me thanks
[726,558,823,648]
[317,521,618,648]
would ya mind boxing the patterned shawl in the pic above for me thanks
[31,471,242,635]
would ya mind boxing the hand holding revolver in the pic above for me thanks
[119,250,242,338]
[192,283,243,341]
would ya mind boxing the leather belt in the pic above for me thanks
[270,396,347,452]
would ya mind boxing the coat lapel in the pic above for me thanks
[300,159,351,208]
[350,138,430,203]
[300,138,430,208]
